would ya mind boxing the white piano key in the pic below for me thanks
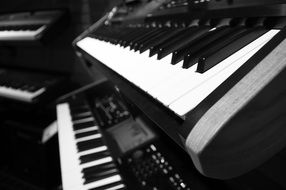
[84,174,122,190]
[170,29,280,116]
[75,126,99,134]
[77,38,185,93]
[78,146,108,157]
[76,133,102,142]
[148,62,198,105]
[146,60,192,95]
[88,40,161,91]
[105,184,126,190]
[64,173,122,190]
[74,38,197,106]
[57,103,84,190]
[73,117,95,124]
[81,156,113,169]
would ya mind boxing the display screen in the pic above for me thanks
[108,118,156,153]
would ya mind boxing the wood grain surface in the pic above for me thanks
[185,37,286,179]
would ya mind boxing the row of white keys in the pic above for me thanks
[57,103,124,190]
[76,29,279,117]
[169,29,280,116]
[57,103,83,190]
[76,38,186,93]
[0,25,46,40]
[153,29,279,106]
[0,86,46,102]
[75,37,216,106]
[148,62,198,105]
[90,26,217,98]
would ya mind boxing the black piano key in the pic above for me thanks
[72,112,92,121]
[77,138,104,152]
[130,28,163,50]
[149,27,196,57]
[20,84,30,91]
[197,28,269,73]
[133,29,168,51]
[116,28,141,45]
[128,28,157,47]
[73,121,96,130]
[157,26,210,60]
[84,169,119,185]
[173,47,201,67]
[82,162,116,174]
[194,28,250,68]
[80,150,110,164]
[69,98,88,108]
[70,106,90,115]
[139,27,188,53]
[89,181,125,190]
[83,163,117,178]
[107,27,136,44]
[176,27,248,67]
[83,163,117,177]
[10,81,23,89]
[0,24,43,31]
[75,130,99,139]
[100,27,127,43]
[182,26,240,68]
[122,28,149,47]
[26,85,39,92]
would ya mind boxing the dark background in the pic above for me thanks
[0,0,121,85]
[0,1,121,189]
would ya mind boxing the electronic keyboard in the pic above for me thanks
[57,102,126,190]
[0,68,67,103]
[74,0,286,179]
[56,81,203,190]
[0,9,68,44]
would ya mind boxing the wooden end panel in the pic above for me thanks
[185,38,286,179]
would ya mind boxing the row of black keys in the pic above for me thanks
[91,18,277,73]
[0,76,44,92]
[0,24,43,31]
[69,101,124,189]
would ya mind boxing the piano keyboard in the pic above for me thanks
[0,69,62,103]
[0,24,46,41]
[0,9,67,42]
[0,78,46,103]
[76,21,280,116]
[74,1,286,180]
[0,85,45,103]
[57,100,126,190]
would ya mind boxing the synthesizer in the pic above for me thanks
[0,68,67,103]
[0,9,68,44]
[56,81,286,189]
[56,81,203,190]
[74,0,286,179]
